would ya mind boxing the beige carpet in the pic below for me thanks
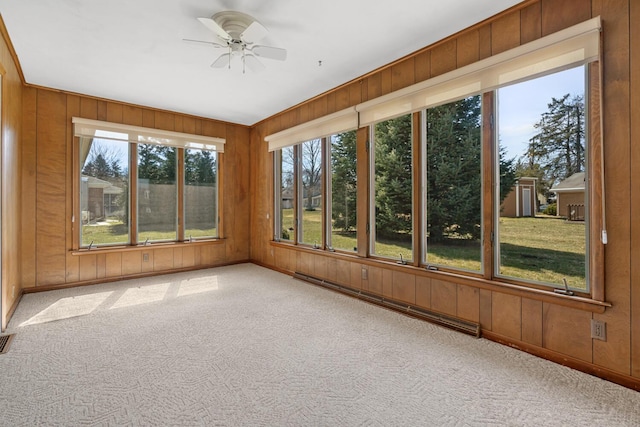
[1,263,638,426]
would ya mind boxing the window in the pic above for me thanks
[269,18,602,297]
[74,118,224,248]
[299,139,323,246]
[137,144,177,243]
[423,95,482,272]
[328,130,357,252]
[496,67,588,290]
[276,146,295,241]
[185,149,218,239]
[371,114,413,261]
[79,138,130,246]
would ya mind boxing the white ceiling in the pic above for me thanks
[0,0,523,126]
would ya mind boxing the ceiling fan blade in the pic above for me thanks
[197,17,231,41]
[183,38,225,48]
[251,45,287,61]
[211,53,231,68]
[241,21,268,44]
[244,54,266,72]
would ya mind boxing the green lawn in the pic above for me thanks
[283,208,586,290]
[81,220,216,245]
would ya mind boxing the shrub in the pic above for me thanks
[543,203,557,216]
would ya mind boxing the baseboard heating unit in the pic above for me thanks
[293,272,481,338]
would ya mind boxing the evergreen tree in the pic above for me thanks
[374,114,413,239]
[526,94,585,185]
[426,96,482,242]
[331,131,357,231]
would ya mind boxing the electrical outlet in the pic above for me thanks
[591,319,606,341]
[361,268,368,280]
[143,253,149,262]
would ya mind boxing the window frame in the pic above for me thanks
[73,120,223,250]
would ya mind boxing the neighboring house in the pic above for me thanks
[501,177,538,218]
[80,175,123,223]
[281,188,294,209]
[551,172,585,220]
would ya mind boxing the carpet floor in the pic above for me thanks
[1,263,638,426]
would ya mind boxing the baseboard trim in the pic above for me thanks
[22,260,251,294]
[482,330,640,392]
[3,290,23,332]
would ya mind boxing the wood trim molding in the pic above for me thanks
[483,330,640,392]
[0,15,25,83]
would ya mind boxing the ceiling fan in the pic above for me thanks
[185,11,287,73]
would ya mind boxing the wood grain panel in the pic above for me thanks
[142,109,154,128]
[382,268,393,299]
[313,255,327,280]
[380,68,393,96]
[392,270,415,304]
[105,253,123,277]
[366,73,382,100]
[478,24,492,60]
[521,298,543,346]
[153,248,174,271]
[414,50,431,83]
[96,253,106,279]
[123,105,143,126]
[79,97,98,120]
[541,0,591,36]
[456,30,480,68]
[173,247,183,269]
[368,266,383,295]
[591,0,631,375]
[415,275,431,309]
[350,262,362,290]
[79,255,97,282]
[456,284,479,322]
[297,251,312,275]
[479,289,492,331]
[520,2,542,44]
[21,86,37,289]
[348,81,362,106]
[66,95,80,277]
[430,39,456,77]
[325,257,337,283]
[106,102,123,123]
[154,111,174,131]
[491,292,521,340]
[491,11,520,55]
[182,246,196,268]
[631,0,640,379]
[97,101,107,121]
[334,86,349,111]
[430,278,456,316]
[542,302,592,362]
[36,89,67,286]
[336,259,350,286]
[391,58,415,92]
[122,251,142,275]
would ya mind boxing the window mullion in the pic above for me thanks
[482,92,496,280]
[177,148,185,242]
[130,143,138,245]
[411,112,422,267]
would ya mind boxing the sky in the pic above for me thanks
[497,66,586,160]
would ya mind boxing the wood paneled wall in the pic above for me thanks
[20,88,251,292]
[250,0,640,389]
[0,18,23,330]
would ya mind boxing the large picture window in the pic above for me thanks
[329,130,357,252]
[269,17,602,297]
[423,95,482,272]
[371,114,413,261]
[74,118,223,249]
[496,66,588,290]
[80,138,130,246]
